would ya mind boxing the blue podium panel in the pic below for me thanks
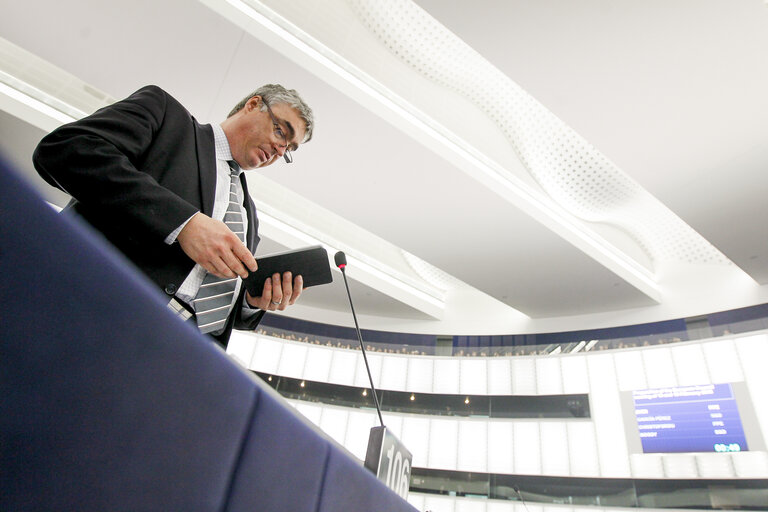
[226,388,418,512]
[0,158,258,511]
[0,157,416,512]
[225,389,331,512]
[319,447,416,512]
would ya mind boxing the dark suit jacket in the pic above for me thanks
[33,85,264,344]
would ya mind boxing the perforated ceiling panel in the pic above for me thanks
[347,0,730,267]
[401,250,456,292]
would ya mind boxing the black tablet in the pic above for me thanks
[244,245,333,296]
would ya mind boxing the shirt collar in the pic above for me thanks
[212,124,239,173]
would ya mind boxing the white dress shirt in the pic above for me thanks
[168,124,249,309]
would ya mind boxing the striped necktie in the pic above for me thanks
[193,162,245,335]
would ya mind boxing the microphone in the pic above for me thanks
[335,251,384,427]
[334,251,347,269]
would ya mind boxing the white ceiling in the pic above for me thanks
[414,0,768,281]
[1,0,767,335]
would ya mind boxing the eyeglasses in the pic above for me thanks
[264,101,294,164]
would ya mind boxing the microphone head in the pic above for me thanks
[334,251,347,269]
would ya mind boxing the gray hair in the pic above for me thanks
[228,84,314,143]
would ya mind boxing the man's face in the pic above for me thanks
[227,96,307,170]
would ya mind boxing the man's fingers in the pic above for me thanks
[245,272,303,311]
[289,275,303,305]
[209,257,235,279]
[262,275,272,301]
[270,273,283,309]
[276,272,293,311]
[221,249,249,279]
[233,243,258,273]
[255,274,277,311]
[217,234,254,279]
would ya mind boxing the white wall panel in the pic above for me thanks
[487,359,512,395]
[702,339,744,383]
[535,358,563,394]
[460,359,488,395]
[407,357,435,393]
[276,342,307,379]
[485,500,511,512]
[671,344,709,385]
[696,453,735,478]
[328,349,359,386]
[540,422,569,475]
[457,420,488,472]
[302,345,332,382]
[736,334,768,451]
[661,454,698,478]
[249,335,283,374]
[346,409,378,461]
[353,352,382,389]
[319,407,349,447]
[290,399,322,426]
[629,453,664,478]
[732,451,768,478]
[380,354,408,390]
[513,422,541,474]
[401,416,431,467]
[613,351,646,391]
[641,347,678,389]
[406,492,425,511]
[567,422,600,477]
[226,331,256,368]
[423,494,455,512]
[433,358,461,394]
[455,499,487,512]
[486,501,525,512]
[429,418,459,470]
[560,356,589,394]
[587,354,630,477]
[487,421,514,474]
[510,358,537,394]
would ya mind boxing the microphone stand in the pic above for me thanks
[335,253,413,498]
[335,252,384,427]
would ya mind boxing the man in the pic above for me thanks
[33,84,313,346]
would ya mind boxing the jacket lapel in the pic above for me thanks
[194,123,216,217]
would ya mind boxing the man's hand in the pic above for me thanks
[246,271,303,311]
[176,212,257,278]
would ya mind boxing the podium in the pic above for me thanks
[0,156,416,512]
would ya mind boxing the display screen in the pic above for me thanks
[630,383,748,454]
